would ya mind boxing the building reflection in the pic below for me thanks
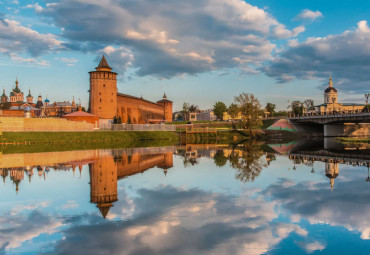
[0,147,174,219]
[89,152,118,219]
[288,152,369,190]
[325,161,339,190]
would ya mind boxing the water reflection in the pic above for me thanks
[0,141,370,254]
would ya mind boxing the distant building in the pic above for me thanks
[62,109,99,125]
[189,112,197,121]
[223,111,242,121]
[325,161,339,190]
[315,75,365,114]
[196,110,216,121]
[44,99,78,117]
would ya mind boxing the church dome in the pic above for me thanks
[325,74,337,93]
[325,87,337,93]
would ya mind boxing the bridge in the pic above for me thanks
[288,113,370,137]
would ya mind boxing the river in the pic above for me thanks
[1,139,369,254]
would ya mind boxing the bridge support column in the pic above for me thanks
[324,124,370,137]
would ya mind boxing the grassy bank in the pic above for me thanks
[0,131,179,154]
[338,137,370,143]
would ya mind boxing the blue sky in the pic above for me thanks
[0,0,369,111]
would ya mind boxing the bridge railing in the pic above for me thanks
[289,112,370,120]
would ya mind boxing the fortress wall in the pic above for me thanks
[116,94,164,124]
[0,117,95,132]
[0,149,99,169]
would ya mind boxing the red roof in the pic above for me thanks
[63,111,97,117]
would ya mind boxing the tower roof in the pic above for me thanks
[157,92,172,103]
[97,203,112,219]
[325,75,337,93]
[96,55,112,70]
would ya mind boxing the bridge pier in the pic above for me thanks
[324,123,370,137]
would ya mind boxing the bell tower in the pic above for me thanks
[89,56,117,119]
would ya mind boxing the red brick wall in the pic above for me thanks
[116,95,165,124]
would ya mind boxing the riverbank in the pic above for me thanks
[0,128,300,154]
[0,131,179,154]
[338,137,370,143]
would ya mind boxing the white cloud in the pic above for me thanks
[25,3,43,13]
[273,24,305,39]
[9,53,50,66]
[262,20,370,92]
[0,18,63,56]
[55,57,79,66]
[296,9,323,21]
[303,241,325,253]
[42,0,302,78]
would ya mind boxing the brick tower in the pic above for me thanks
[157,93,173,122]
[89,56,117,119]
[89,152,118,219]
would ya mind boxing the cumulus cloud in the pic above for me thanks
[25,3,43,13]
[262,20,370,92]
[10,53,50,66]
[302,241,325,253]
[265,173,370,241]
[55,57,79,66]
[0,210,62,251]
[0,18,62,56]
[44,186,307,255]
[296,9,323,21]
[40,0,303,78]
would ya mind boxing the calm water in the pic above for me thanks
[1,140,370,255]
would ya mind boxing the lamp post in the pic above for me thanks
[365,93,370,113]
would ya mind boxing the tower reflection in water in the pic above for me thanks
[0,147,174,219]
[89,149,173,218]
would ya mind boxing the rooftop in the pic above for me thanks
[63,111,97,117]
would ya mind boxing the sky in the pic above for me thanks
[1,0,370,111]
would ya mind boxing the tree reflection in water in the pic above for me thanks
[213,150,228,167]
[180,141,268,182]
[229,141,267,182]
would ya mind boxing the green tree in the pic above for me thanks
[189,104,199,113]
[0,102,11,110]
[182,102,190,121]
[227,103,240,130]
[289,101,304,116]
[265,103,276,116]
[213,150,228,167]
[127,115,132,124]
[213,101,227,120]
[234,93,262,136]
[117,116,122,124]
[303,99,315,111]
[228,103,239,119]
[113,116,117,124]
[362,104,370,113]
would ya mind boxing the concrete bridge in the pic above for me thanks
[289,113,370,137]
